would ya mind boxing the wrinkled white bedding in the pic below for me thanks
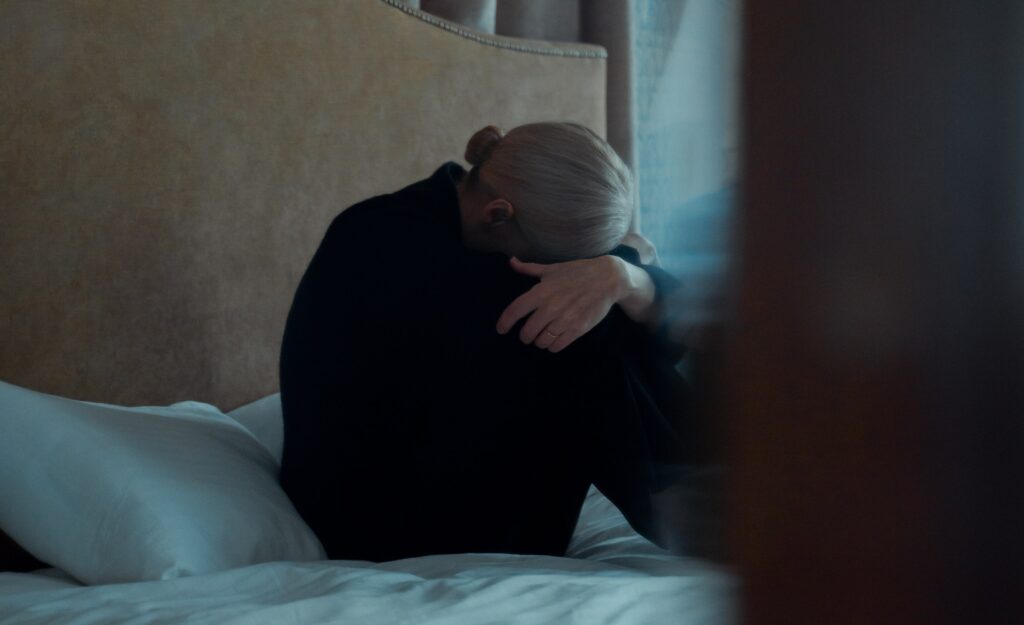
[0,489,736,625]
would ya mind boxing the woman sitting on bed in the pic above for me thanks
[279,122,692,562]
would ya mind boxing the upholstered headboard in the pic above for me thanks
[0,0,606,410]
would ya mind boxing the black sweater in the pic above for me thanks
[279,162,690,561]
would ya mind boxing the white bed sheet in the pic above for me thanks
[0,489,736,625]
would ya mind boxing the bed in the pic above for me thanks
[1,504,733,625]
[0,0,735,622]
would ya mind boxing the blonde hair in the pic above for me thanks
[464,122,634,263]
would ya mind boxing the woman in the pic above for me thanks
[279,123,691,561]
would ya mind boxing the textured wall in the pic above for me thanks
[0,0,605,409]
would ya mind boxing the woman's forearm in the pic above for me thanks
[611,256,659,327]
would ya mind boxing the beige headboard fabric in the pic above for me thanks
[0,0,606,410]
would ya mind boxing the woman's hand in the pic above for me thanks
[496,255,654,353]
[621,231,660,266]
[496,256,621,353]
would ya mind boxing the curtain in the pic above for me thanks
[410,0,636,175]
[632,0,740,318]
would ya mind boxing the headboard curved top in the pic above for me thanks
[380,0,606,58]
[0,0,606,409]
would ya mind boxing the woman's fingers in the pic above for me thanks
[519,305,562,344]
[533,329,557,349]
[533,321,570,349]
[547,327,583,353]
[496,290,539,335]
[498,284,569,344]
[498,255,620,351]
[621,232,659,266]
[509,256,549,277]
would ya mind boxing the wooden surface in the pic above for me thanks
[725,2,1024,624]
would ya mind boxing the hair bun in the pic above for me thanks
[465,125,504,166]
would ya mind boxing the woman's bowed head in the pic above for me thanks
[456,122,632,263]
[456,122,662,353]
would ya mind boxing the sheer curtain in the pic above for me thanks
[633,0,740,323]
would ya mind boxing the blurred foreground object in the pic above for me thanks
[726,2,1024,625]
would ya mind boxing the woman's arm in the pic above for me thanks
[495,247,682,356]
[611,255,660,326]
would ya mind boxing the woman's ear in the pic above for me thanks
[483,198,515,227]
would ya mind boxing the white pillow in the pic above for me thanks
[0,380,325,585]
[228,393,284,465]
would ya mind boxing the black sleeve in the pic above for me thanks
[578,248,698,550]
[608,245,687,364]
[279,200,388,470]
[585,342,694,550]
